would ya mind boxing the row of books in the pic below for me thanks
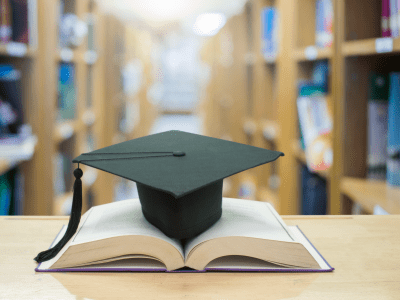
[382,0,400,37]
[0,0,29,44]
[0,167,24,215]
[367,72,400,187]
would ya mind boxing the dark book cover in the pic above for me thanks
[10,0,28,43]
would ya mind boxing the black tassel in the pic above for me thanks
[34,168,83,263]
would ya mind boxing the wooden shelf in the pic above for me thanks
[57,48,85,64]
[243,118,257,136]
[292,140,330,179]
[54,120,82,144]
[82,110,96,127]
[342,37,400,57]
[293,46,332,61]
[0,135,38,175]
[260,119,279,142]
[341,177,400,214]
[0,43,36,58]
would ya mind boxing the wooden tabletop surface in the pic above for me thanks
[1,215,399,299]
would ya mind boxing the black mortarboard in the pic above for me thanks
[34,130,284,263]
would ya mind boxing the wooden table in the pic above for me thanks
[1,215,399,299]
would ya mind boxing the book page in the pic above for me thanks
[184,198,295,259]
[72,199,184,258]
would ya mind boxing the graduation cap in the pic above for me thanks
[34,130,284,263]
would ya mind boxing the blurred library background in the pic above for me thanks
[0,0,399,217]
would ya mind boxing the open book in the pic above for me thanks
[36,198,333,272]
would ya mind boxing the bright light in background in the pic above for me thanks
[192,13,226,36]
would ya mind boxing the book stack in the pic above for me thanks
[382,0,400,37]
[0,0,29,44]
[315,0,333,48]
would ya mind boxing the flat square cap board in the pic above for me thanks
[34,130,284,263]
[73,130,284,198]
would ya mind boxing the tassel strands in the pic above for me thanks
[34,168,83,263]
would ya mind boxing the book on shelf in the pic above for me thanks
[390,0,399,37]
[0,0,12,43]
[297,84,332,172]
[315,0,333,48]
[36,198,333,273]
[301,165,327,215]
[0,167,23,215]
[261,6,278,61]
[0,65,23,135]
[382,0,391,37]
[57,63,76,121]
[0,0,29,44]
[387,73,400,187]
[10,0,29,43]
[367,73,389,180]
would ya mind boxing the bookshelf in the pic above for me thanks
[201,0,400,215]
[0,0,40,215]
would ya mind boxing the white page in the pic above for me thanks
[184,198,295,258]
[72,199,184,258]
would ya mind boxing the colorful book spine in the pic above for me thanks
[0,64,23,135]
[0,0,12,43]
[382,0,392,37]
[58,63,76,120]
[261,7,277,61]
[10,0,29,43]
[367,73,389,180]
[387,73,400,186]
[315,0,322,47]
[0,171,12,215]
[390,0,399,37]
[301,165,327,215]
[323,0,333,47]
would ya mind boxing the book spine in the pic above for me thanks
[390,0,399,37]
[367,73,389,172]
[0,171,12,215]
[382,0,391,37]
[10,0,29,43]
[0,0,12,43]
[0,65,23,134]
[301,165,327,215]
[324,0,333,47]
[315,0,321,47]
[387,72,400,186]
[261,7,268,58]
[398,0,400,36]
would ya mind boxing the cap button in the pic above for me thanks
[173,151,185,157]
